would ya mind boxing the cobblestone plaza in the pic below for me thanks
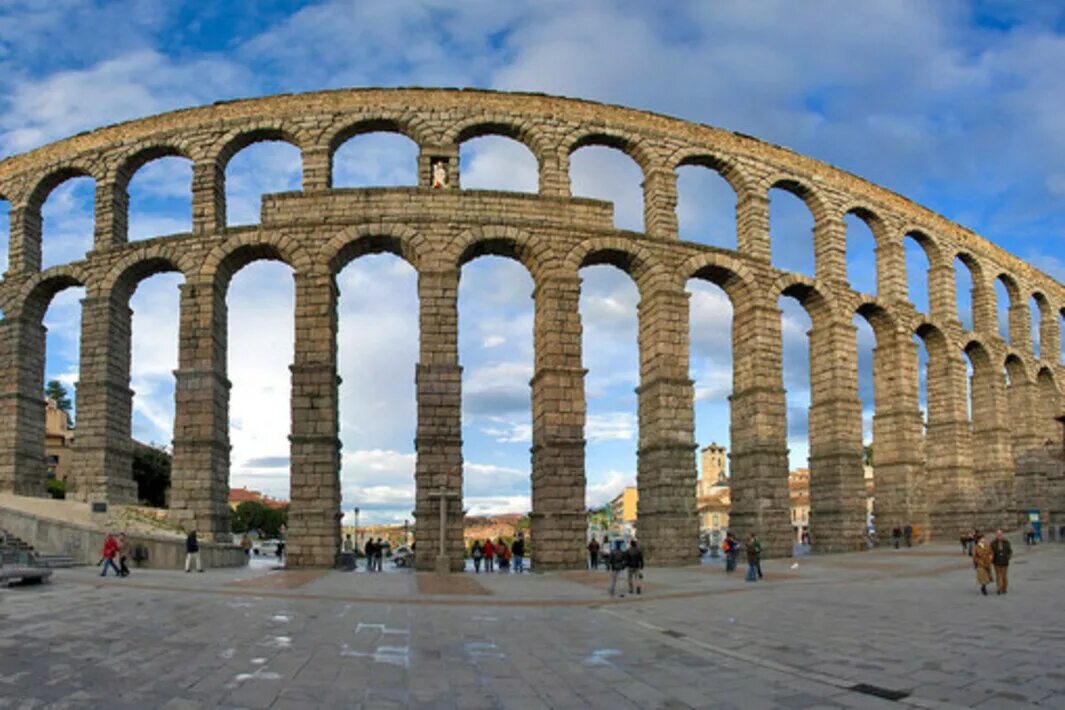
[3,541,1063,708]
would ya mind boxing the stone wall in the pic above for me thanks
[0,88,1062,568]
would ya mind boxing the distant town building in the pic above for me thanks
[227,487,287,511]
[608,486,639,539]
[789,468,810,543]
[44,398,74,482]
[697,443,730,542]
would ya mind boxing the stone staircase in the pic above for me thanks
[0,528,77,568]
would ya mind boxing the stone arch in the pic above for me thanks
[564,127,655,175]
[212,126,305,172]
[900,228,945,315]
[201,233,314,291]
[99,248,190,303]
[778,275,835,325]
[18,269,87,323]
[842,205,885,296]
[953,251,987,332]
[765,175,832,223]
[673,151,751,200]
[449,119,549,163]
[994,272,1025,346]
[110,145,195,245]
[327,116,428,158]
[452,225,561,285]
[765,176,825,278]
[324,223,427,275]
[563,236,670,297]
[681,251,756,306]
[1031,291,1052,359]
[22,166,98,272]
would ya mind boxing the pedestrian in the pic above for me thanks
[364,537,375,572]
[892,526,901,550]
[990,529,1012,594]
[471,540,484,573]
[723,531,738,573]
[903,524,913,547]
[117,532,132,577]
[1025,521,1036,546]
[752,535,764,579]
[185,530,203,573]
[625,539,644,595]
[240,534,252,560]
[99,532,121,577]
[973,534,993,596]
[497,538,510,572]
[483,538,495,573]
[512,534,525,573]
[342,534,353,553]
[375,538,385,571]
[587,536,601,570]
[745,534,760,582]
[608,540,626,597]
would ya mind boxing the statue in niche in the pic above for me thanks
[431,159,448,188]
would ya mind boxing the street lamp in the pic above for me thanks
[404,518,410,545]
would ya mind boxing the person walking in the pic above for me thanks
[903,524,913,547]
[99,533,121,577]
[608,540,626,597]
[240,534,252,560]
[625,540,644,595]
[512,534,525,573]
[185,530,203,573]
[892,526,902,549]
[1025,521,1036,546]
[744,534,760,582]
[972,534,993,596]
[364,538,375,572]
[375,538,385,571]
[990,529,1013,594]
[483,538,495,573]
[752,535,764,579]
[587,536,601,570]
[471,540,484,573]
[497,538,510,572]
[723,532,738,573]
[117,532,132,577]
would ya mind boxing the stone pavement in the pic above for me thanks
[1,540,1064,709]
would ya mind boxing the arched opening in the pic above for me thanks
[769,185,815,277]
[459,255,534,564]
[570,144,643,232]
[676,162,737,249]
[1037,369,1061,447]
[845,211,878,296]
[459,135,538,193]
[42,284,85,494]
[903,233,932,315]
[225,140,302,227]
[226,260,295,506]
[687,276,733,551]
[41,175,95,269]
[1060,309,1065,365]
[332,132,418,188]
[778,294,812,544]
[913,334,930,430]
[954,256,975,332]
[579,263,640,540]
[994,275,1015,344]
[1030,294,1047,360]
[0,197,10,274]
[853,314,876,532]
[335,252,418,552]
[128,272,184,504]
[127,156,193,241]
[964,341,1012,531]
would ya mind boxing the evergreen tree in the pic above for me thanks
[45,380,73,423]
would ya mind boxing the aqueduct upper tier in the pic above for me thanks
[0,88,1062,570]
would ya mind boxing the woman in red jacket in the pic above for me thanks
[483,538,495,573]
[99,533,121,577]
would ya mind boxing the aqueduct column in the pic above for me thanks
[636,284,698,564]
[929,262,959,323]
[969,356,1013,531]
[1007,366,1047,523]
[871,330,927,542]
[924,336,977,538]
[169,280,231,539]
[1040,310,1060,365]
[191,160,224,234]
[0,314,47,495]
[414,268,464,572]
[971,275,996,335]
[1008,301,1033,355]
[530,275,587,569]
[8,204,41,274]
[69,295,136,502]
[728,298,792,556]
[735,190,771,263]
[813,210,847,285]
[286,273,342,568]
[875,235,908,304]
[643,167,679,241]
[807,316,866,551]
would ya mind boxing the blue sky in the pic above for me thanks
[1,1,1064,524]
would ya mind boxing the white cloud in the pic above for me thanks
[586,412,636,443]
[585,470,634,508]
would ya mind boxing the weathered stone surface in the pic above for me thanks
[0,88,1062,567]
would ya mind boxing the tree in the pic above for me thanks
[231,500,289,537]
[863,444,873,468]
[45,380,73,423]
[132,443,171,507]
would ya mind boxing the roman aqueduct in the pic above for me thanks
[0,88,1062,570]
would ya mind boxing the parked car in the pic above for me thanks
[391,545,413,567]
[252,539,280,557]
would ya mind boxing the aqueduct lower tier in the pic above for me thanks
[0,88,1063,569]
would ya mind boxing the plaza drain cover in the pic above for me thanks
[850,683,910,701]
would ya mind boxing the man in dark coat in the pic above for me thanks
[624,540,644,595]
[990,529,1013,594]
